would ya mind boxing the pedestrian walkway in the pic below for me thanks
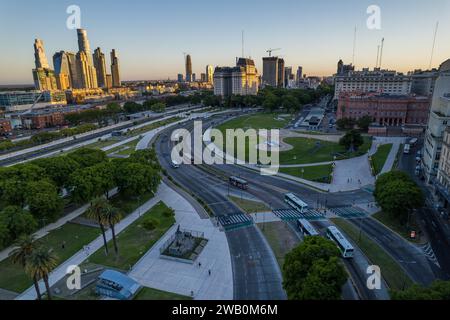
[129,183,233,300]
[0,204,87,262]
[329,206,368,219]
[16,187,163,300]
[273,209,326,221]
[217,214,253,231]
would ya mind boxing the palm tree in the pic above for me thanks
[86,197,110,255]
[9,235,42,300]
[105,206,122,255]
[25,247,57,300]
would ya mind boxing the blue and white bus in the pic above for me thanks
[285,193,309,213]
[297,219,319,237]
[326,226,354,259]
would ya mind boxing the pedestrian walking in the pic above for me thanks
[208,269,211,276]
[198,262,202,268]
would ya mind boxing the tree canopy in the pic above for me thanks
[282,236,347,300]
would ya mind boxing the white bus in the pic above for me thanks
[326,226,354,259]
[404,144,411,154]
[285,193,309,213]
[297,219,319,237]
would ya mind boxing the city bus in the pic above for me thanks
[229,176,249,190]
[284,193,309,213]
[326,226,354,259]
[297,219,319,237]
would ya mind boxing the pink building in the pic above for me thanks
[337,93,431,126]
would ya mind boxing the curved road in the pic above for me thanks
[155,119,286,300]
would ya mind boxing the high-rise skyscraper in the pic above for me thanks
[284,66,293,88]
[277,58,285,88]
[206,65,214,84]
[93,47,108,88]
[262,56,285,88]
[177,74,184,82]
[110,49,121,87]
[186,54,192,82]
[296,66,303,82]
[34,39,50,69]
[214,58,259,97]
[32,39,57,91]
[76,29,98,89]
[53,51,73,90]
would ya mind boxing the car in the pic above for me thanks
[171,161,180,169]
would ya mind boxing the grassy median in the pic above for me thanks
[331,218,413,291]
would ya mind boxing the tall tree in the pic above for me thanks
[105,205,122,255]
[9,235,41,300]
[26,180,64,222]
[0,206,37,241]
[282,236,347,300]
[25,247,57,300]
[339,130,364,152]
[86,197,110,254]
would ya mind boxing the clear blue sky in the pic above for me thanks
[1,0,449,84]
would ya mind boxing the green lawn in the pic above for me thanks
[228,196,270,214]
[279,164,334,183]
[279,136,372,165]
[129,117,181,136]
[372,211,424,244]
[0,223,100,293]
[134,286,192,300]
[371,144,393,175]
[217,113,291,132]
[331,218,413,291]
[88,201,175,270]
[258,222,300,267]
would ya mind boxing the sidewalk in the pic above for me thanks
[129,183,233,300]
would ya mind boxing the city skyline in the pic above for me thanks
[1,0,450,85]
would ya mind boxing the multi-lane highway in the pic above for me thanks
[155,115,287,300]
[153,112,442,299]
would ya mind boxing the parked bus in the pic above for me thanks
[229,176,249,190]
[404,144,411,154]
[297,219,319,237]
[326,226,354,259]
[285,193,309,213]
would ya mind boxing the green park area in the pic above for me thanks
[370,144,393,175]
[0,223,100,293]
[217,113,291,132]
[331,218,413,291]
[216,113,372,165]
[279,164,334,183]
[279,136,372,165]
[134,287,192,300]
[88,202,175,271]
[228,196,270,214]
[373,211,424,243]
[258,222,300,267]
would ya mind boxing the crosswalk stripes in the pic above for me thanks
[329,206,368,219]
[218,214,253,230]
[272,209,325,221]
[421,243,440,268]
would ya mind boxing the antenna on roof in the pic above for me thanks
[379,38,385,69]
[352,26,357,66]
[376,45,380,69]
[429,21,439,70]
[241,30,245,58]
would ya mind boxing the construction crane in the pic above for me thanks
[266,48,281,57]
[21,91,44,115]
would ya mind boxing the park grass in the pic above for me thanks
[331,218,413,291]
[134,286,192,300]
[258,222,300,268]
[88,201,175,271]
[228,196,270,214]
[0,223,100,293]
[279,164,334,183]
[280,136,372,165]
[371,144,393,175]
[217,113,291,132]
[372,211,424,244]
[129,117,181,136]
